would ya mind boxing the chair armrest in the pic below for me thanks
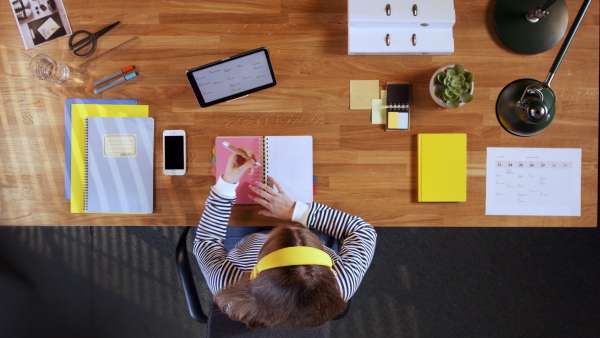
[176,226,208,323]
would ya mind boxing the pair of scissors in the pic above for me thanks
[68,21,120,58]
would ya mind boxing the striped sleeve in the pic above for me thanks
[306,202,377,301]
[193,188,246,294]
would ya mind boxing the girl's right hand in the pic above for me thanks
[222,146,255,184]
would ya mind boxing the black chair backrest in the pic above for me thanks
[176,226,208,323]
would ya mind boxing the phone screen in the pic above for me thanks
[164,136,185,170]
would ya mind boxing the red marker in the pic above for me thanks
[91,65,135,87]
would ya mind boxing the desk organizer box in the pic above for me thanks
[348,0,455,55]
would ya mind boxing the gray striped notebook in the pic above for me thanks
[85,117,154,213]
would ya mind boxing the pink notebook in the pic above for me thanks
[215,136,313,204]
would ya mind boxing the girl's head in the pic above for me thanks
[214,224,347,329]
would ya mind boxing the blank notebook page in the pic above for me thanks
[264,136,313,203]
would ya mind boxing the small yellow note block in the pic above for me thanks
[387,112,409,129]
[350,80,380,109]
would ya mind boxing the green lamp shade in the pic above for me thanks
[496,79,556,137]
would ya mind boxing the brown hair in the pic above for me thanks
[213,224,347,329]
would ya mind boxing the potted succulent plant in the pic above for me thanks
[429,64,474,108]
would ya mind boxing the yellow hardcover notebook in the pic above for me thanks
[418,133,467,202]
[70,104,149,213]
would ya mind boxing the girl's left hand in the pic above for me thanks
[249,177,295,220]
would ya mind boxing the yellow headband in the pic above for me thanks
[249,246,333,280]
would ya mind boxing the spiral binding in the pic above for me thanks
[261,136,269,184]
[83,118,89,212]
[388,102,409,112]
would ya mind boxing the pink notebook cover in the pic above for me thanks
[215,136,314,205]
[215,136,263,204]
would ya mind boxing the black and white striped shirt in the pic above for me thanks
[193,188,377,301]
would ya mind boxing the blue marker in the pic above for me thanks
[94,72,138,94]
[92,65,135,87]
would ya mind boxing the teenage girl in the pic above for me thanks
[194,146,376,329]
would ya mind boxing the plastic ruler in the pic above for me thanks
[78,36,142,73]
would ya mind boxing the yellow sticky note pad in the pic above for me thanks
[387,111,399,128]
[418,133,467,202]
[371,99,386,124]
[350,80,380,109]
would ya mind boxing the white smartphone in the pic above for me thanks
[163,130,186,175]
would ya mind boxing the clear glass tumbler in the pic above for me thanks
[29,54,70,84]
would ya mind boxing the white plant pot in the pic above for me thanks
[429,65,474,108]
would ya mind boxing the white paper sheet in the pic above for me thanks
[264,136,313,203]
[485,147,581,216]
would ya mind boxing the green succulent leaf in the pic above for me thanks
[447,100,460,108]
[444,89,458,101]
[446,68,456,77]
[451,87,463,95]
[434,73,446,85]
[464,71,474,83]
[461,82,470,91]
[454,64,465,75]
[459,92,474,103]
[449,75,464,88]
[443,91,451,101]
[433,85,446,98]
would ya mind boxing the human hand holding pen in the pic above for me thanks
[249,177,295,220]
[222,141,261,166]
[222,146,256,184]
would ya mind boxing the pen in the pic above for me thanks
[222,141,261,166]
[93,72,138,94]
[91,65,135,87]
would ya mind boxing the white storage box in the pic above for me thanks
[348,27,454,55]
[348,0,455,28]
[348,0,455,55]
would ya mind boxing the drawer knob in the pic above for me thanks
[386,4,391,16]
[386,34,391,46]
[413,4,418,16]
[412,34,417,46]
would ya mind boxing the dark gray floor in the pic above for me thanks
[1,226,599,338]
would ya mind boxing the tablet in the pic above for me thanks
[186,47,277,108]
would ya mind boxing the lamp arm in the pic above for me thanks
[544,0,592,87]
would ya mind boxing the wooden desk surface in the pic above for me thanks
[0,0,597,227]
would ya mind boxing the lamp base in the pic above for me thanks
[494,0,568,54]
[496,79,556,137]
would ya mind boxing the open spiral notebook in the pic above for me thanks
[215,136,313,204]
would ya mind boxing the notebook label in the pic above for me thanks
[103,135,137,157]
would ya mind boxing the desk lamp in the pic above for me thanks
[495,0,592,137]
[494,0,569,54]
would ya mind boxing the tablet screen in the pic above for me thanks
[186,47,276,107]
